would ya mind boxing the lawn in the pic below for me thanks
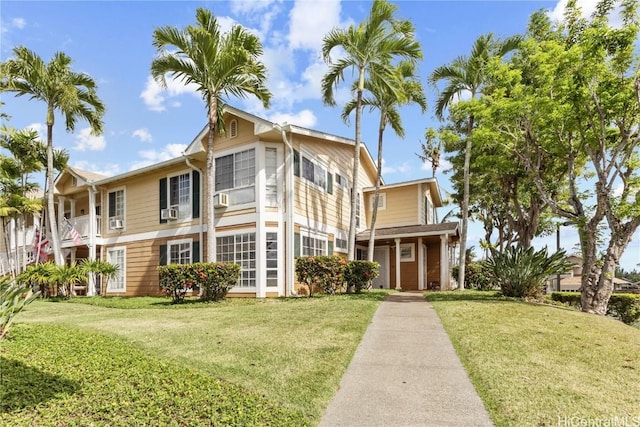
[427,291,640,427]
[1,292,388,426]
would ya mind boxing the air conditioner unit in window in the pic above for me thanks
[214,192,229,208]
[161,208,178,220]
[109,219,124,229]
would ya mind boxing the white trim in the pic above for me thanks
[107,186,126,233]
[167,237,193,265]
[214,142,259,210]
[400,243,415,262]
[299,147,329,192]
[106,246,126,293]
[229,119,238,138]
[166,169,193,223]
[369,192,386,211]
[215,228,258,293]
[299,227,328,256]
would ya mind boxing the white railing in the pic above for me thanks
[5,226,37,251]
[0,246,37,276]
[60,215,102,243]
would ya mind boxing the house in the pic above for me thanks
[44,106,458,297]
[548,254,636,293]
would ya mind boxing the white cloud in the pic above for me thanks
[420,157,452,174]
[381,159,412,175]
[73,127,106,151]
[128,143,187,170]
[549,0,624,27]
[288,0,344,51]
[11,18,26,29]
[25,122,45,139]
[132,128,152,143]
[72,160,120,177]
[140,75,200,112]
[267,109,317,128]
[230,0,279,15]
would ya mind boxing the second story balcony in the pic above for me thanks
[60,214,102,244]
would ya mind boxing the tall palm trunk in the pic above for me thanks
[367,113,386,262]
[457,114,474,290]
[348,69,365,261]
[46,118,63,266]
[205,96,218,263]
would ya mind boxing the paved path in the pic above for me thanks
[318,292,493,427]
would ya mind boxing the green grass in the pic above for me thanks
[2,292,389,425]
[426,291,640,427]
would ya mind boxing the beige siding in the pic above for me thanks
[367,185,419,228]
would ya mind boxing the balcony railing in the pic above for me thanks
[60,215,102,243]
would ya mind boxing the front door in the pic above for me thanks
[372,246,390,289]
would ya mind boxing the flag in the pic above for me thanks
[66,219,83,245]
[33,228,50,262]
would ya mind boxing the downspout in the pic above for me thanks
[274,123,297,296]
[88,183,98,296]
[183,155,204,264]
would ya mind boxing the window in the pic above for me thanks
[106,247,126,292]
[355,191,361,228]
[265,147,277,207]
[168,239,192,264]
[335,231,348,252]
[370,193,386,210]
[303,236,326,256]
[425,196,434,224]
[229,119,238,138]
[400,243,415,262]
[335,173,348,189]
[215,148,256,205]
[301,154,327,191]
[266,232,278,287]
[169,173,191,219]
[108,189,125,230]
[356,247,368,260]
[217,233,256,287]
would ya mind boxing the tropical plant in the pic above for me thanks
[79,258,119,295]
[0,47,105,266]
[18,262,55,297]
[48,263,85,298]
[295,256,348,296]
[485,246,571,298]
[151,8,271,263]
[344,260,380,293]
[429,33,521,288]
[322,0,422,260]
[0,277,39,340]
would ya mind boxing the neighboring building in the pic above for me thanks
[46,106,458,297]
[548,254,636,293]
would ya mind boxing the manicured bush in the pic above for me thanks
[453,262,496,291]
[295,256,347,296]
[344,261,380,293]
[607,294,640,325]
[550,292,581,309]
[158,262,240,303]
[485,247,572,298]
[0,277,39,340]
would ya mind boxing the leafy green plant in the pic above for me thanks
[485,247,571,298]
[344,260,380,293]
[18,263,55,297]
[607,294,640,325]
[295,256,348,296]
[158,264,195,303]
[0,277,39,340]
[453,262,496,290]
[79,259,119,295]
[158,262,240,303]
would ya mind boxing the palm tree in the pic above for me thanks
[1,47,105,266]
[429,33,521,289]
[342,61,426,262]
[151,8,271,263]
[322,0,422,260]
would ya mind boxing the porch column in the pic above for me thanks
[418,237,424,291]
[87,187,97,296]
[57,196,65,234]
[70,248,77,296]
[70,199,76,219]
[440,234,449,290]
[395,238,402,290]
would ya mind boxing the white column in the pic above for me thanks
[440,234,449,290]
[395,238,402,290]
[70,199,76,219]
[57,196,66,234]
[418,238,424,291]
[87,187,97,296]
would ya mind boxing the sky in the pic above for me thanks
[1,0,638,271]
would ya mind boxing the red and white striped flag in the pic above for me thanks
[33,228,50,262]
[65,219,83,245]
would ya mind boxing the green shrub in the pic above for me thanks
[158,264,193,303]
[158,263,240,303]
[295,256,347,296]
[607,294,640,325]
[550,292,581,309]
[1,277,39,340]
[344,261,380,293]
[486,247,571,298]
[453,262,496,290]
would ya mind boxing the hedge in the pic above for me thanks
[551,292,640,325]
[295,257,379,295]
[158,262,240,303]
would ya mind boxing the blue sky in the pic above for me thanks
[1,0,638,271]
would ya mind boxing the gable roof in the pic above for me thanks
[356,222,459,241]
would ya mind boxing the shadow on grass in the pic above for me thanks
[425,291,502,302]
[0,357,79,412]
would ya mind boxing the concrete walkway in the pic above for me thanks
[318,292,493,427]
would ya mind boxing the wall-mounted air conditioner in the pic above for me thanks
[161,208,178,220]
[214,192,229,208]
[110,219,124,229]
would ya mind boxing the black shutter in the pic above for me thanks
[293,149,300,177]
[108,192,116,217]
[327,172,333,194]
[159,178,167,224]
[159,244,167,265]
[192,241,200,263]
[294,232,301,257]
[192,170,200,219]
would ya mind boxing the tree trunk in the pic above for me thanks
[205,97,218,263]
[46,116,63,266]
[347,69,365,261]
[457,114,474,290]
[367,114,386,262]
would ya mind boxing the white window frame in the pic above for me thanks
[265,146,278,207]
[167,171,192,221]
[265,231,279,288]
[167,238,192,265]
[229,119,238,138]
[107,187,126,231]
[335,172,349,190]
[400,243,415,262]
[369,192,386,211]
[106,246,126,293]
[301,228,328,256]
[215,147,256,207]
[301,150,328,192]
[216,231,257,288]
[335,231,348,253]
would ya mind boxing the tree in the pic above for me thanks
[151,8,271,263]
[480,1,640,314]
[322,0,422,260]
[416,128,442,178]
[1,47,105,266]
[343,61,426,262]
[430,33,521,288]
